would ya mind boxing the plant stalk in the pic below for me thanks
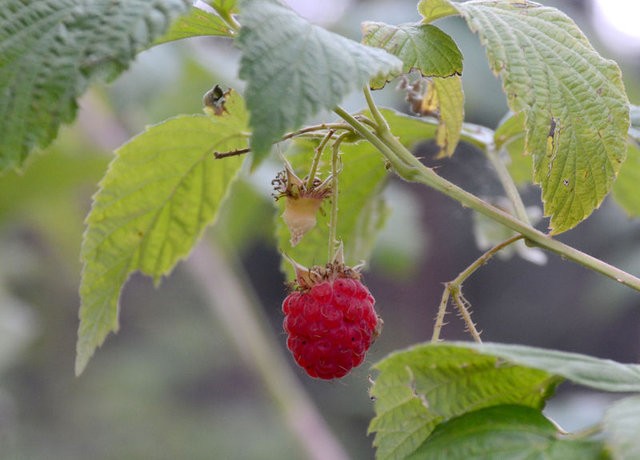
[484,143,531,225]
[334,106,640,293]
[432,235,523,342]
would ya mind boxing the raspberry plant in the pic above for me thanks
[2,0,640,458]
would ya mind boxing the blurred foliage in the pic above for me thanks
[0,0,639,458]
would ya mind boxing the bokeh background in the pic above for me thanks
[1,0,640,458]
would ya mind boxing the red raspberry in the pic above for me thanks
[282,266,381,380]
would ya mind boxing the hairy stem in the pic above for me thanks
[432,235,523,342]
[451,289,482,343]
[187,240,351,460]
[334,106,640,292]
[306,129,334,190]
[431,289,451,342]
[364,85,390,132]
[327,133,350,259]
[214,123,352,159]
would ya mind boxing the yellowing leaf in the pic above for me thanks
[419,0,630,233]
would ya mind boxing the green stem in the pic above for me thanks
[306,129,334,190]
[432,235,523,342]
[431,289,450,342]
[327,133,349,259]
[455,235,524,284]
[363,86,389,132]
[450,289,482,343]
[335,106,640,292]
[485,143,531,225]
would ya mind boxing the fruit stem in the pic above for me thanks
[333,105,640,293]
[363,85,390,133]
[306,129,334,190]
[187,239,351,460]
[213,122,353,159]
[432,235,523,342]
[328,133,349,260]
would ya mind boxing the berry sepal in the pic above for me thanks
[273,161,332,246]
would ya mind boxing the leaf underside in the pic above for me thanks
[76,93,248,375]
[603,396,640,459]
[236,0,402,167]
[0,0,191,172]
[420,0,630,234]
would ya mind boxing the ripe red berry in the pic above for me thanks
[282,266,381,380]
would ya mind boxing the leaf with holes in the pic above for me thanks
[76,92,247,375]
[0,0,191,172]
[419,0,630,234]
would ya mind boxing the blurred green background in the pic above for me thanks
[1,1,640,458]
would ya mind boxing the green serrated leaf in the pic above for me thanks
[0,0,191,173]
[76,93,248,375]
[153,4,236,45]
[408,405,606,460]
[603,396,640,460]
[277,140,388,276]
[360,21,464,156]
[463,342,640,393]
[421,0,630,234]
[362,22,462,89]
[612,141,640,217]
[236,0,402,167]
[369,343,560,460]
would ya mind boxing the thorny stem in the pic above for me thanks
[334,105,640,293]
[214,123,353,158]
[306,129,334,190]
[431,289,451,342]
[451,289,482,343]
[328,133,349,260]
[432,235,523,342]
